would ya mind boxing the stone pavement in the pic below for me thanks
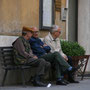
[0,78,90,90]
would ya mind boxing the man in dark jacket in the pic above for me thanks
[30,35,51,58]
[29,27,79,85]
[12,26,51,87]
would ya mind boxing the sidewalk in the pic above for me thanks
[0,78,90,90]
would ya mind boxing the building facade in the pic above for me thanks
[0,0,66,38]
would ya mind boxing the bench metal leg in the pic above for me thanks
[21,69,26,87]
[2,70,8,86]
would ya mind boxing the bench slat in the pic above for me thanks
[0,46,32,86]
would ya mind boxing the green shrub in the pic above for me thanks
[60,40,85,56]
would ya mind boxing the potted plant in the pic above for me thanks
[61,40,89,80]
[60,40,85,56]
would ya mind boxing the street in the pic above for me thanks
[0,78,90,90]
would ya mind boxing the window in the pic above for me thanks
[39,0,55,30]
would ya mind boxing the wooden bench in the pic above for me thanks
[0,46,32,86]
[71,55,90,80]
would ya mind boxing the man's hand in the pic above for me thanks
[33,56,38,59]
[43,44,48,46]
[63,55,68,61]
[40,44,48,48]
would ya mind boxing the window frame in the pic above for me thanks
[39,0,55,30]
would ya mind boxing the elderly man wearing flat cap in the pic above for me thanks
[12,26,51,87]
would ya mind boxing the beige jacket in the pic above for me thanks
[44,32,66,57]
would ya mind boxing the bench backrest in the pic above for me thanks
[0,47,15,67]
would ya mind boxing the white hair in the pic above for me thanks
[50,25,59,33]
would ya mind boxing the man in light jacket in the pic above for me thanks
[44,25,79,83]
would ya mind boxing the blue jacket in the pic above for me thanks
[29,37,51,58]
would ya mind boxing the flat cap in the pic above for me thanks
[22,26,34,32]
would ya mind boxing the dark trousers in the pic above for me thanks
[67,56,73,66]
[25,58,51,76]
[40,52,71,79]
[67,56,75,80]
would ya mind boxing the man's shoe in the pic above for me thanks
[70,64,83,73]
[56,80,67,85]
[68,79,79,83]
[63,79,70,84]
[32,80,47,87]
[31,76,47,87]
[69,67,78,74]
